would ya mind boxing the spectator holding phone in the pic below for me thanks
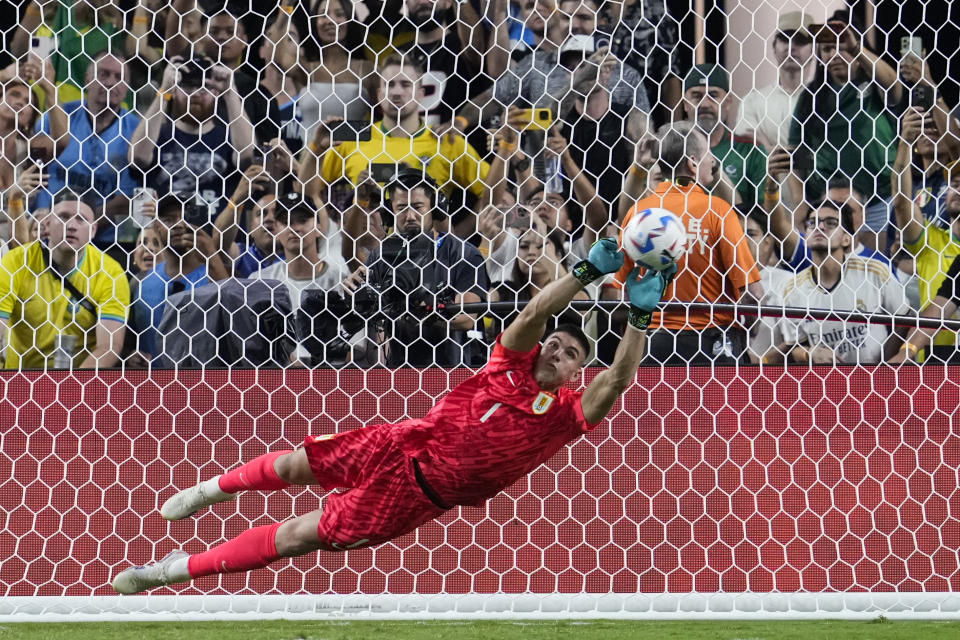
[132,193,229,360]
[789,11,903,251]
[23,0,126,105]
[297,0,374,146]
[458,0,649,132]
[892,107,960,362]
[599,0,682,125]
[130,55,255,224]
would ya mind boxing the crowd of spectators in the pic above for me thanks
[0,0,959,370]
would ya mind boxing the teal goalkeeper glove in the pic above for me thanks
[625,264,677,331]
[572,238,625,286]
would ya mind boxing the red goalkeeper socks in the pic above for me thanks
[218,450,292,494]
[188,522,283,578]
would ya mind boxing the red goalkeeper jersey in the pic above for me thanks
[387,335,601,506]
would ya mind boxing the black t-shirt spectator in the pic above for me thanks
[143,122,239,221]
[366,233,489,367]
[559,102,634,213]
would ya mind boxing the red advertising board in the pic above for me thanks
[0,367,957,596]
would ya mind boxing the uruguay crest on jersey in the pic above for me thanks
[532,391,555,415]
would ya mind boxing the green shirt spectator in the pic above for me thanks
[712,132,769,213]
[52,0,126,104]
[789,79,897,205]
[681,64,767,210]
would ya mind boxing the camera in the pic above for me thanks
[178,56,212,88]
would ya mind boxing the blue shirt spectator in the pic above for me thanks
[134,262,210,358]
[35,52,139,248]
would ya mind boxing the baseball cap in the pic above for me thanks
[275,191,318,224]
[683,64,730,93]
[778,11,814,40]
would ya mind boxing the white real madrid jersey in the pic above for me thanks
[779,257,910,364]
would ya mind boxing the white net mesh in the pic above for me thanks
[0,0,959,621]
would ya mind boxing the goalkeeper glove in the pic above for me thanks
[625,264,677,331]
[572,237,625,286]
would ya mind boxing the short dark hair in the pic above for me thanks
[546,324,590,362]
[157,193,187,219]
[809,199,856,235]
[656,121,708,180]
[52,189,100,219]
[378,53,424,77]
[742,206,769,234]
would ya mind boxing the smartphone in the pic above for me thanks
[560,34,595,54]
[130,188,157,229]
[505,206,532,230]
[369,163,396,183]
[901,36,924,57]
[792,146,814,172]
[252,144,269,167]
[331,120,373,142]
[911,83,935,109]
[518,108,553,131]
[29,35,54,60]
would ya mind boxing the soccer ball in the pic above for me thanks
[621,207,687,271]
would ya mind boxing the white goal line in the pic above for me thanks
[2,593,960,622]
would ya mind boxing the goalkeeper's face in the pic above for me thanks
[534,331,586,390]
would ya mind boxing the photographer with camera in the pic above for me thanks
[129,55,255,225]
[341,169,489,368]
[131,193,228,360]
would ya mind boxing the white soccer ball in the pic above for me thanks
[621,207,687,271]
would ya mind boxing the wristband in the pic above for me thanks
[899,341,919,356]
[629,165,647,178]
[157,89,171,101]
[133,16,149,25]
[497,141,517,152]
[571,259,603,286]
[455,116,468,130]
[764,189,780,203]
[26,5,42,17]
[309,141,320,153]
[627,306,653,331]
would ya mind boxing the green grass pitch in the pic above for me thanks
[2,619,960,640]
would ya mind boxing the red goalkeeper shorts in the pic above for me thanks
[303,424,448,551]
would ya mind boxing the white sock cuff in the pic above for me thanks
[204,476,233,498]
[166,557,191,583]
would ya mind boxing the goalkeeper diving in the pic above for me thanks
[112,239,675,593]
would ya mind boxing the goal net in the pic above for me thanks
[0,0,959,622]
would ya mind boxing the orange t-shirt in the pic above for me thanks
[615,181,761,331]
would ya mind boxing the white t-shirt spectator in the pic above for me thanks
[750,265,793,358]
[251,259,348,312]
[779,256,910,364]
[736,83,803,148]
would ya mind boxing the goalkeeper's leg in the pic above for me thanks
[111,508,326,594]
[160,447,330,521]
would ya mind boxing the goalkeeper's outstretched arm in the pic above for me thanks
[579,266,675,425]
[500,239,626,353]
